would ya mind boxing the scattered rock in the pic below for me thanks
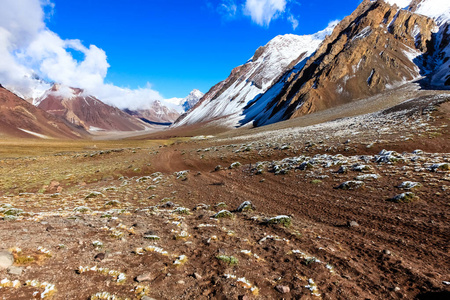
[94,253,105,261]
[389,192,417,203]
[85,191,104,199]
[336,181,365,190]
[0,251,13,269]
[267,215,292,227]
[236,201,253,212]
[160,201,176,208]
[398,181,421,190]
[7,266,23,276]
[213,210,233,219]
[193,272,202,280]
[136,273,154,282]
[428,163,449,172]
[383,249,391,255]
[355,174,380,181]
[348,221,359,227]
[275,285,290,294]
[229,162,242,169]
[336,166,348,174]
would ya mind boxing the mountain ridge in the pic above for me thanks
[37,84,148,132]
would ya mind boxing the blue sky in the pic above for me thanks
[45,0,362,98]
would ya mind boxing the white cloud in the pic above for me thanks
[288,14,299,30]
[0,0,166,110]
[244,0,287,26]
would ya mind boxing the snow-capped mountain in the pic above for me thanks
[173,23,337,127]
[0,84,85,139]
[37,84,148,132]
[182,89,204,111]
[261,0,450,124]
[177,0,450,129]
[165,89,204,112]
[123,100,181,125]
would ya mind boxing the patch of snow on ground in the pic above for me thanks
[18,128,52,139]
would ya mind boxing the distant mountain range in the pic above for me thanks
[1,0,449,138]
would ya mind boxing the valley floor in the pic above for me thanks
[0,95,449,299]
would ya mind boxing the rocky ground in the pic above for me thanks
[0,95,449,299]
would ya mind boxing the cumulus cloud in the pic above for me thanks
[0,0,165,110]
[243,0,287,26]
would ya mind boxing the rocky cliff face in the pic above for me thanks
[37,84,147,131]
[254,0,436,124]
[0,86,85,139]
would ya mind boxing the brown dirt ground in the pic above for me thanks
[0,96,449,299]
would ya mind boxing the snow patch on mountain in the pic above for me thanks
[384,0,411,9]
[182,89,204,111]
[414,0,450,24]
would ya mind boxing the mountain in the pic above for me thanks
[173,24,337,127]
[123,100,181,125]
[182,89,204,111]
[125,89,203,126]
[176,0,449,128]
[0,85,85,139]
[165,89,204,112]
[37,84,148,132]
[245,0,439,126]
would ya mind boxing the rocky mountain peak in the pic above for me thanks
[37,85,147,131]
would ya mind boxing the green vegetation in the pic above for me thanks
[216,255,239,266]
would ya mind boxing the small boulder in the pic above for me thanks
[389,192,417,203]
[136,273,154,282]
[348,221,359,227]
[236,201,253,212]
[0,251,14,269]
[336,181,365,190]
[7,266,23,276]
[213,210,233,219]
[336,166,348,174]
[160,201,176,208]
[276,285,290,294]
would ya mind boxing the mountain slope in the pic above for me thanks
[248,0,437,126]
[0,85,85,139]
[176,0,449,129]
[174,24,336,127]
[37,84,147,132]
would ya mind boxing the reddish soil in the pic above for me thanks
[0,95,449,299]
